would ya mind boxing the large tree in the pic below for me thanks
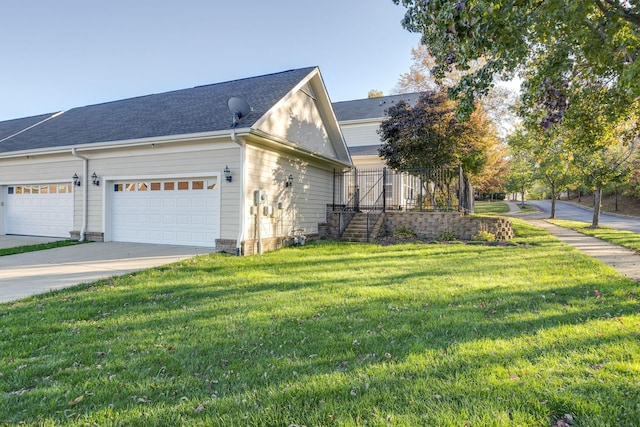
[393,0,639,123]
[378,91,495,174]
[396,44,520,137]
[505,129,536,206]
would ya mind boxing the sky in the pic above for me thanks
[0,0,421,121]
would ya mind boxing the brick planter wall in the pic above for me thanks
[383,212,513,241]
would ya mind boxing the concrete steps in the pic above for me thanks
[340,212,385,243]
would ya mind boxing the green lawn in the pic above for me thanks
[550,219,640,253]
[1,219,639,426]
[474,201,510,214]
[0,240,83,257]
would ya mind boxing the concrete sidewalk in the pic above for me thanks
[0,241,214,303]
[505,202,640,282]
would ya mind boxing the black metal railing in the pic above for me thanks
[333,166,473,214]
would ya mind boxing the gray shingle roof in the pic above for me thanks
[0,67,317,154]
[0,113,59,142]
[332,92,422,122]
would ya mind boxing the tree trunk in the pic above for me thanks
[520,189,525,207]
[592,186,602,228]
[550,183,557,219]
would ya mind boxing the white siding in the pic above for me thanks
[341,121,383,148]
[0,154,79,237]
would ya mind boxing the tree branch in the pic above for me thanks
[594,0,640,29]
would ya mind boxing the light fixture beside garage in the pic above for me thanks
[224,165,232,182]
[91,172,100,186]
[285,174,294,188]
[72,173,81,187]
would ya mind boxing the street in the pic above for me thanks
[525,200,640,234]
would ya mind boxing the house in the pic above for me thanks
[332,93,423,210]
[0,67,352,255]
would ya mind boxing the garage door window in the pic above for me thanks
[6,183,73,238]
[111,176,220,247]
[114,179,218,193]
[9,184,71,195]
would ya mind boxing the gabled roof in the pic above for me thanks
[0,67,318,154]
[332,92,422,122]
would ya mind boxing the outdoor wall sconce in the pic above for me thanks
[72,173,81,187]
[285,174,294,188]
[224,165,232,182]
[91,172,100,186]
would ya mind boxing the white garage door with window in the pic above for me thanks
[111,177,220,247]
[6,183,74,238]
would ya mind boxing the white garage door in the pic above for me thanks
[111,177,220,247]
[6,184,74,238]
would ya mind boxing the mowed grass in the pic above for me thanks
[1,219,639,426]
[0,240,83,257]
[474,201,510,214]
[550,219,640,253]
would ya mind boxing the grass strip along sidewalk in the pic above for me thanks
[0,219,638,426]
[549,219,640,253]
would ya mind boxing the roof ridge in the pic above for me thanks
[194,66,317,90]
[62,66,318,112]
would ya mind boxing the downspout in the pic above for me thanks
[230,129,245,255]
[71,148,88,242]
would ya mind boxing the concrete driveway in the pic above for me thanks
[0,237,214,303]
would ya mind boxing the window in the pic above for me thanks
[58,184,67,194]
[207,179,218,190]
[114,184,123,192]
[138,182,149,191]
[24,186,31,194]
[150,182,161,191]
[177,181,189,190]
[49,185,57,194]
[192,180,204,190]
[8,187,14,195]
[15,186,22,194]
[164,182,175,191]
[125,183,135,192]
[32,186,40,194]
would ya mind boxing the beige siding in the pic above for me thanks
[244,145,332,240]
[258,87,338,159]
[352,156,386,169]
[88,140,241,241]
[0,140,242,241]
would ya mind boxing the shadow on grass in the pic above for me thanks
[1,222,638,425]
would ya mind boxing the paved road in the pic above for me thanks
[525,200,640,234]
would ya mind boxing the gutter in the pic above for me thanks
[230,129,246,255]
[71,148,88,242]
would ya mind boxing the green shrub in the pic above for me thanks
[393,225,416,238]
[437,229,457,241]
[472,230,496,242]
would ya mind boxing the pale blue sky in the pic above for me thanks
[0,0,421,121]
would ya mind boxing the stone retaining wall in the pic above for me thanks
[383,212,513,241]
